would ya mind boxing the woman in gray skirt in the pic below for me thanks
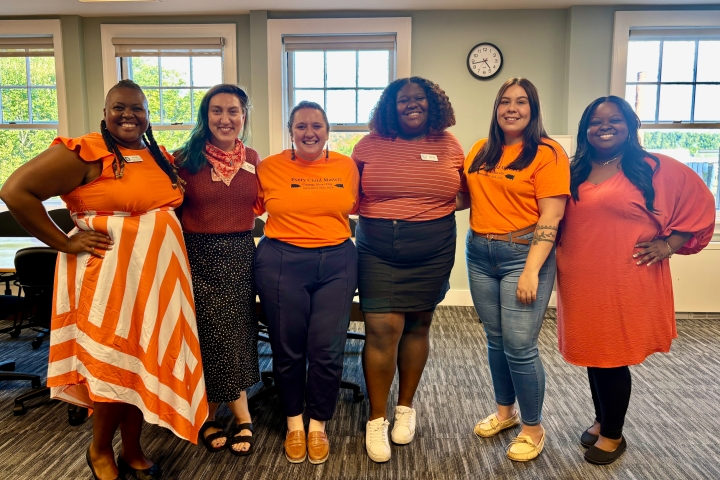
[175,84,260,456]
[351,77,467,463]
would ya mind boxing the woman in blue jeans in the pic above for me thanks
[461,78,570,461]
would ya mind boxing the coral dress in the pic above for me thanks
[46,133,208,442]
[556,154,716,368]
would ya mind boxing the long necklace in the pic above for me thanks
[592,153,622,166]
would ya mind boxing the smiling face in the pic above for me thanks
[586,101,629,158]
[395,82,429,139]
[207,92,246,152]
[291,108,328,161]
[103,87,149,149]
[496,84,531,145]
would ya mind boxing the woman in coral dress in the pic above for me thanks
[0,79,207,480]
[556,96,716,465]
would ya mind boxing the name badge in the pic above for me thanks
[124,155,143,163]
[420,154,438,161]
[241,162,256,174]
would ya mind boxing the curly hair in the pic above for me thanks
[368,76,455,137]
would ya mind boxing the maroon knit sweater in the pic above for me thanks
[178,147,260,234]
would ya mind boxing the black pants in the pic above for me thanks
[587,366,632,440]
[255,237,358,421]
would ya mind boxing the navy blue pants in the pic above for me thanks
[254,237,358,420]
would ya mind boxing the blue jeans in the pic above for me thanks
[465,229,555,426]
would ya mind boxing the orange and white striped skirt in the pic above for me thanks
[47,208,208,443]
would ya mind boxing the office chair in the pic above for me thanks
[14,247,57,349]
[7,247,87,423]
[48,208,76,234]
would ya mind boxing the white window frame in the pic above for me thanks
[0,19,68,137]
[267,18,412,154]
[100,23,237,132]
[611,10,720,119]
[612,11,720,233]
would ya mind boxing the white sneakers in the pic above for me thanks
[366,406,418,462]
[391,405,417,444]
[365,417,391,463]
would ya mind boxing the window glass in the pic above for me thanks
[626,41,660,82]
[124,55,224,149]
[660,41,695,83]
[294,52,324,88]
[658,85,693,122]
[330,131,366,157]
[289,49,390,127]
[626,39,720,124]
[358,51,389,87]
[696,41,720,82]
[694,85,720,122]
[0,129,57,188]
[625,84,657,122]
[326,51,356,88]
[641,129,720,210]
[326,90,356,124]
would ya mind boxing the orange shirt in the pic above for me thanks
[255,150,360,248]
[464,138,570,234]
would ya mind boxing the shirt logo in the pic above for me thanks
[505,174,515,180]
[335,184,344,188]
[291,183,301,188]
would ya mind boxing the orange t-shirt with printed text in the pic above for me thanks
[464,138,570,234]
[254,150,360,248]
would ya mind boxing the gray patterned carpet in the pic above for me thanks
[1,307,719,480]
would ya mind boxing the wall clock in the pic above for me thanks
[467,43,503,80]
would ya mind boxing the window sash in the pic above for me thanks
[283,48,396,132]
[627,38,720,126]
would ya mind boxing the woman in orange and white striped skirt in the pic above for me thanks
[0,79,208,480]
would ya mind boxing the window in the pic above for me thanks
[285,35,395,156]
[613,11,720,221]
[0,19,67,211]
[267,18,412,155]
[100,24,237,152]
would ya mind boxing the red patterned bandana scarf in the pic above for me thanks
[204,139,246,186]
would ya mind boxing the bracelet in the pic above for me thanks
[665,241,674,258]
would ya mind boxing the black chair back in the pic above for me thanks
[252,218,265,237]
[14,247,58,330]
[349,218,357,237]
[0,211,30,237]
[48,208,75,234]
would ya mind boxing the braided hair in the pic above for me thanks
[101,79,184,191]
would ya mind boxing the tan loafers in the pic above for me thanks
[473,411,521,438]
[307,431,329,465]
[284,430,306,463]
[506,430,545,462]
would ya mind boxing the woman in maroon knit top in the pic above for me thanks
[175,84,260,456]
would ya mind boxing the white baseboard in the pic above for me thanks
[439,289,558,308]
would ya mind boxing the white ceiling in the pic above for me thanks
[1,0,716,17]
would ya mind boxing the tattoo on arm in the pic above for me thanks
[532,226,558,246]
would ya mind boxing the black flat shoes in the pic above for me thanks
[85,446,120,480]
[117,455,162,480]
[584,437,627,465]
[580,429,600,448]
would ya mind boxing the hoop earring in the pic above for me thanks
[291,142,296,160]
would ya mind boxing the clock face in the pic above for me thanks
[467,43,503,80]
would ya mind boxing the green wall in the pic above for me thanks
[0,5,710,294]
